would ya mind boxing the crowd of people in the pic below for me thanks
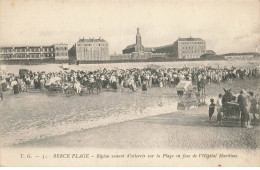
[0,65,259,126]
[0,66,259,96]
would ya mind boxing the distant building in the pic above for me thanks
[118,28,166,60]
[54,44,69,60]
[110,52,165,61]
[122,28,144,54]
[69,37,109,61]
[122,28,206,60]
[223,53,255,59]
[200,50,216,58]
[0,44,68,60]
[205,50,216,55]
[153,37,206,59]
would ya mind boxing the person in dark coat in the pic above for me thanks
[142,81,147,91]
[12,78,19,95]
[237,89,248,127]
[141,76,147,91]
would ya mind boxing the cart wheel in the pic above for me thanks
[65,90,75,97]
[65,90,70,97]
[79,90,84,96]
[69,90,76,96]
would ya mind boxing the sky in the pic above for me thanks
[0,0,259,55]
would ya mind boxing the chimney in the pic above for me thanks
[89,37,91,39]
[83,37,84,40]
[99,37,101,40]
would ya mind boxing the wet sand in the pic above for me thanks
[1,77,259,147]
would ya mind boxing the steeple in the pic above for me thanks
[136,27,141,36]
[136,28,142,46]
[135,27,144,52]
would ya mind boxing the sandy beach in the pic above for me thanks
[16,106,260,149]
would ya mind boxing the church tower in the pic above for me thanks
[135,28,144,52]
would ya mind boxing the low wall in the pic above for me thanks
[0,57,227,65]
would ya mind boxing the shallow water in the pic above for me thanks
[0,87,181,145]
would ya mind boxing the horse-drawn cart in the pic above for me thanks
[45,77,75,97]
[219,88,241,126]
[176,81,199,110]
[220,102,240,125]
[176,81,195,97]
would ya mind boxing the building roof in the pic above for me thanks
[123,44,136,50]
[78,38,107,43]
[0,45,54,48]
[177,37,204,41]
[144,47,154,52]
[54,43,68,45]
[153,44,174,49]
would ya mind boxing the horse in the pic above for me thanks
[222,88,234,108]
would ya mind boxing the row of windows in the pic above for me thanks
[77,43,107,47]
[0,48,54,53]
[180,42,204,45]
[77,47,108,52]
[180,45,205,50]
[1,53,54,58]
[56,52,68,56]
[77,52,108,57]
[55,47,67,50]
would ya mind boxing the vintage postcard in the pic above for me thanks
[0,0,259,167]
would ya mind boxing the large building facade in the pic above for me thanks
[0,44,68,60]
[53,44,69,60]
[69,37,109,61]
[121,28,206,60]
[154,37,206,59]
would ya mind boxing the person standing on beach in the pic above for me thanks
[249,91,258,121]
[216,94,223,125]
[209,98,215,122]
